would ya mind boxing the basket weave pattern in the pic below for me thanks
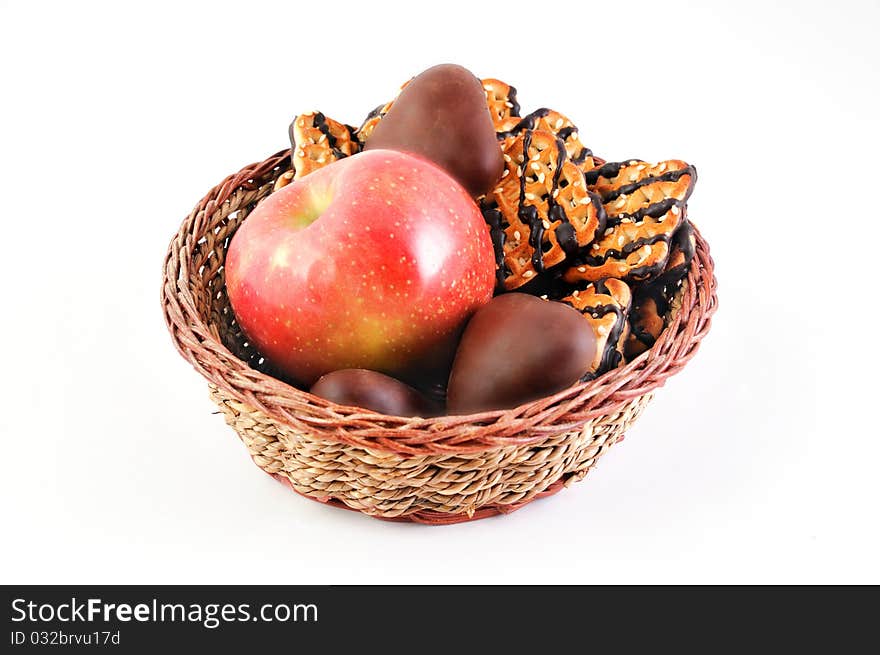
[162,149,718,523]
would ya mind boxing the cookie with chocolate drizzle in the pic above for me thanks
[559,278,632,378]
[356,98,396,143]
[650,218,696,291]
[481,78,521,132]
[483,129,605,290]
[624,221,696,359]
[497,107,594,168]
[624,289,665,360]
[560,159,697,284]
[288,112,360,180]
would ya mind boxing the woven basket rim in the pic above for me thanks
[161,148,718,456]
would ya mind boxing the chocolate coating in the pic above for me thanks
[310,369,439,417]
[446,293,597,414]
[364,64,504,198]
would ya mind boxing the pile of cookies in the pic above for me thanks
[277,73,697,383]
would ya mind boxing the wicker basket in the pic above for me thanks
[161,148,718,524]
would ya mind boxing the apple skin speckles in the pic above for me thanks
[225,149,496,388]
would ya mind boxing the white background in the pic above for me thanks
[1,0,877,584]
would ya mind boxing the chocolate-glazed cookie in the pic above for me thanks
[356,98,396,144]
[563,159,696,284]
[624,221,696,360]
[482,129,605,290]
[498,107,595,168]
[624,289,666,360]
[650,219,696,290]
[288,111,360,180]
[481,78,521,132]
[560,278,632,378]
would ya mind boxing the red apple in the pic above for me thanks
[225,149,496,387]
